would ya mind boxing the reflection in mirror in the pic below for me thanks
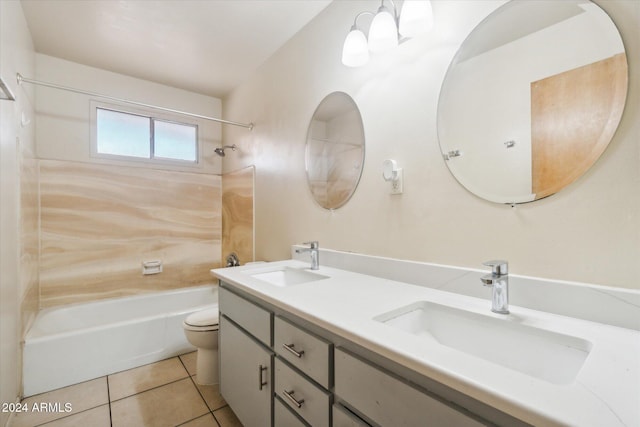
[437,0,628,204]
[305,92,365,210]
[0,76,16,101]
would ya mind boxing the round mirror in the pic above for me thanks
[437,0,628,204]
[305,92,365,209]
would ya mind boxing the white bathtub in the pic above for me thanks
[23,284,218,397]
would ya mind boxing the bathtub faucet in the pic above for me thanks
[296,241,319,270]
[226,252,240,267]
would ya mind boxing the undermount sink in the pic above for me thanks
[375,301,592,385]
[249,266,329,287]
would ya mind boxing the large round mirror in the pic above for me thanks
[305,92,365,209]
[437,0,628,204]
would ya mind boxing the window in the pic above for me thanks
[95,107,198,163]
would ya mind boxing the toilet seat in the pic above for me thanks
[183,308,219,331]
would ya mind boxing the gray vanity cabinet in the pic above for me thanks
[219,283,495,427]
[219,288,274,427]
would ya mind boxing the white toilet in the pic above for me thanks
[182,307,220,385]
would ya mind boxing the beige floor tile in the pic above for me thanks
[39,405,110,427]
[213,406,243,427]
[111,377,209,427]
[180,351,197,376]
[192,377,226,411]
[108,357,188,401]
[12,377,108,427]
[178,413,219,427]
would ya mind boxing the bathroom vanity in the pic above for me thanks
[217,285,487,427]
[211,248,640,427]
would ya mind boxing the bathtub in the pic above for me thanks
[23,284,218,397]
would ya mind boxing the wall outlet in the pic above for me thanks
[391,168,403,195]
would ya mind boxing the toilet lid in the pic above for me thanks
[185,308,219,327]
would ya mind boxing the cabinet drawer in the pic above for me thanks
[274,316,332,388]
[219,286,272,346]
[274,396,309,427]
[334,348,484,427]
[333,404,371,427]
[275,358,331,427]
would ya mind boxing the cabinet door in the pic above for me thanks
[220,315,273,427]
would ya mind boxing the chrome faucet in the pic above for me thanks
[480,260,509,314]
[296,241,319,270]
[225,252,240,267]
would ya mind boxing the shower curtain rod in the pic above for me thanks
[16,73,254,130]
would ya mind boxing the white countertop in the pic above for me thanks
[212,259,640,427]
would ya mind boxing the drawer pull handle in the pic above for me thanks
[258,365,267,390]
[283,343,305,358]
[282,389,305,408]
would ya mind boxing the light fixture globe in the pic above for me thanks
[342,26,370,67]
[368,5,398,54]
[399,0,434,37]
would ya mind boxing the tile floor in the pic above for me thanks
[10,352,243,427]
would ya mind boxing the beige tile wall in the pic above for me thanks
[19,103,39,400]
[20,154,39,335]
[39,160,222,307]
[19,149,40,400]
[222,166,254,265]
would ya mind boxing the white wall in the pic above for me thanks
[35,54,223,174]
[222,0,639,289]
[0,0,35,423]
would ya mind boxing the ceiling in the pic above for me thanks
[20,0,332,98]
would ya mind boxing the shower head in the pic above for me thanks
[214,144,237,157]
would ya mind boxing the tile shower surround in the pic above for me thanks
[13,160,253,424]
[221,167,254,267]
[9,352,242,427]
[38,160,223,307]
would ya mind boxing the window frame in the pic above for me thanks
[90,101,200,166]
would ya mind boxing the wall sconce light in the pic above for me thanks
[399,0,434,38]
[342,0,433,67]
[369,3,399,54]
[382,159,403,194]
[342,12,373,67]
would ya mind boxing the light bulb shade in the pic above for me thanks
[342,27,370,67]
[368,7,398,54]
[399,0,434,37]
